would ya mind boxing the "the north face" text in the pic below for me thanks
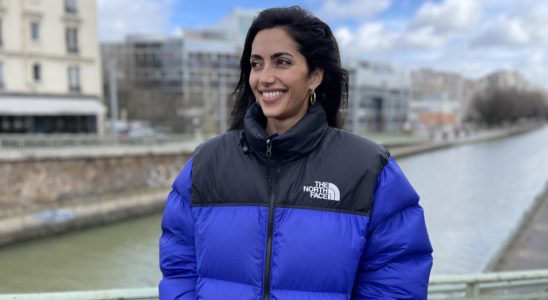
[303,181,340,201]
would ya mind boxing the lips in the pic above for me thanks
[260,90,287,103]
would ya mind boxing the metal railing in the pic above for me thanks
[0,288,157,300]
[429,269,548,299]
[0,134,117,149]
[0,134,203,150]
[0,269,548,300]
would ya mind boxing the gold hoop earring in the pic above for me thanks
[309,90,317,106]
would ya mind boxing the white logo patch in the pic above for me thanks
[303,181,340,201]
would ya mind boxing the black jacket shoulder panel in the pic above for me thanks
[328,128,390,167]
[191,130,270,207]
[275,128,389,215]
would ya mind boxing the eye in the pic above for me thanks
[277,59,291,66]
[250,61,263,70]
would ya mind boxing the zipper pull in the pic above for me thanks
[266,138,272,157]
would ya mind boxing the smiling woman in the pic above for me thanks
[248,27,323,135]
[159,6,433,300]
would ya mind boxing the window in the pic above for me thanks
[65,0,77,14]
[0,62,4,87]
[66,28,78,53]
[33,63,41,82]
[31,22,40,42]
[68,65,80,92]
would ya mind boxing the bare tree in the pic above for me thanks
[468,88,548,126]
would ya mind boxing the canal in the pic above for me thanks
[1,125,548,292]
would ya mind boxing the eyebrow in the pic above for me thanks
[250,52,295,60]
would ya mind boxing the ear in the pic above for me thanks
[309,68,324,90]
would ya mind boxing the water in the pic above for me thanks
[398,125,548,274]
[0,125,547,292]
[0,214,162,292]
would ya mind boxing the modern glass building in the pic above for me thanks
[346,60,411,133]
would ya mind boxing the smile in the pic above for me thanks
[262,91,285,98]
[260,90,287,103]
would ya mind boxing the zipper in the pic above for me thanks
[266,138,272,157]
[263,138,276,300]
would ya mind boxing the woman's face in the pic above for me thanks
[249,27,322,133]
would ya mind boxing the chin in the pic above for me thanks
[260,108,281,119]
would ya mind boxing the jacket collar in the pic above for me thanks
[243,103,328,162]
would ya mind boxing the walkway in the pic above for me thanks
[489,183,548,271]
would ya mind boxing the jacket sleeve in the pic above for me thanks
[352,157,433,299]
[159,158,197,300]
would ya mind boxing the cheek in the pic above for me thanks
[289,73,310,90]
[249,73,258,90]
[290,78,309,96]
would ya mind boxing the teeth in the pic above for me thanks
[263,91,284,98]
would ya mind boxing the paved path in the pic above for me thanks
[490,183,548,271]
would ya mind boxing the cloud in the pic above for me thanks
[402,26,447,50]
[410,0,482,35]
[471,1,548,49]
[470,15,530,48]
[355,23,399,52]
[518,50,548,88]
[335,23,400,59]
[337,0,484,54]
[334,27,353,48]
[97,0,176,41]
[318,0,391,20]
[330,0,548,90]
[396,0,482,51]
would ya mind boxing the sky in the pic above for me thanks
[97,0,548,89]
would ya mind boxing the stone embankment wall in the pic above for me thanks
[0,124,542,246]
[0,144,193,217]
[1,124,539,216]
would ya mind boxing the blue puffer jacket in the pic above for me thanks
[159,104,433,299]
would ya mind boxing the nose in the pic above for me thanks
[258,66,275,86]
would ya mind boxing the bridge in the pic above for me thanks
[0,269,547,299]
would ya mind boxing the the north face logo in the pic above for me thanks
[303,181,340,201]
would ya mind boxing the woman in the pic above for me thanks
[160,6,432,300]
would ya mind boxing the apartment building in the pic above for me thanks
[0,0,105,134]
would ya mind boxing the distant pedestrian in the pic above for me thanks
[159,6,432,299]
